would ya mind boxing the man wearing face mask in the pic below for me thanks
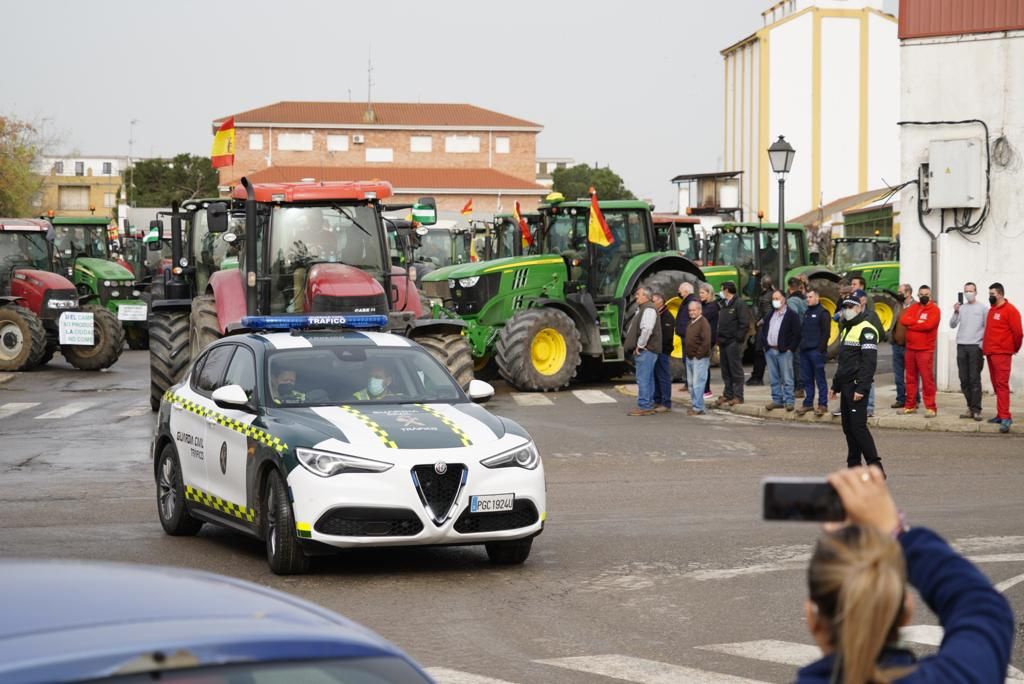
[271,367,305,405]
[889,283,918,409]
[830,296,882,471]
[354,364,399,401]
[950,282,988,421]
[982,283,1023,433]
[759,289,802,411]
[898,285,941,417]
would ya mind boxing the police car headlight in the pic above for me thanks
[296,447,393,477]
[458,276,480,288]
[480,442,539,470]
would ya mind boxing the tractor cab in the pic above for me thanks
[652,214,703,264]
[706,222,806,298]
[489,213,538,261]
[415,223,474,270]
[832,236,899,271]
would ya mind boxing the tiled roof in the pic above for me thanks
[217,102,541,130]
[244,166,547,193]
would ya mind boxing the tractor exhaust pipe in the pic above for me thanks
[241,177,258,316]
[169,200,182,267]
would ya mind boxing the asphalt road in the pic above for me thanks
[1,350,1022,683]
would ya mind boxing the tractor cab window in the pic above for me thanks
[0,232,50,292]
[677,227,696,259]
[591,210,644,299]
[52,226,108,264]
[542,213,579,256]
[268,204,384,314]
[192,209,240,294]
[757,230,804,276]
[418,230,453,267]
[834,240,877,269]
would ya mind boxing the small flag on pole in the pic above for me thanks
[587,187,614,247]
[461,198,473,216]
[211,117,235,169]
[513,200,533,247]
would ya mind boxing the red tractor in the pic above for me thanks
[147,179,473,409]
[0,219,124,371]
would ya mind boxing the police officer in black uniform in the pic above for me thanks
[829,295,883,473]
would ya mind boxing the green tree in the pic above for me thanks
[125,154,219,206]
[0,115,45,216]
[551,163,635,201]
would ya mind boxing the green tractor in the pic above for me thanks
[48,216,149,349]
[701,222,845,356]
[421,198,705,391]
[832,236,901,334]
[409,223,474,280]
[652,214,704,263]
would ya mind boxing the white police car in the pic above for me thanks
[153,314,545,574]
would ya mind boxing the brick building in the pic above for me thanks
[212,102,548,212]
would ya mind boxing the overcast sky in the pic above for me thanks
[4,0,781,209]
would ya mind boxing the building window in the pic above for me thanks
[277,132,313,151]
[495,137,510,154]
[102,161,112,175]
[365,148,393,163]
[58,186,90,211]
[53,161,64,174]
[103,192,116,208]
[249,133,264,150]
[410,136,432,153]
[445,135,480,154]
[327,134,349,152]
[74,161,85,176]
[30,193,42,207]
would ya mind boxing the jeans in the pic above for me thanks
[653,353,673,408]
[635,349,657,410]
[957,344,984,414]
[799,348,828,407]
[765,348,795,406]
[686,357,710,412]
[719,340,744,400]
[905,349,937,411]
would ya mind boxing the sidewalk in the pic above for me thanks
[617,372,1022,436]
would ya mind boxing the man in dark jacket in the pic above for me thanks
[713,281,751,407]
[651,293,676,413]
[674,282,700,389]
[758,289,802,411]
[699,282,719,399]
[796,287,831,416]
[748,275,774,385]
[829,296,882,471]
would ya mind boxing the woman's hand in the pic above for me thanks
[827,466,900,536]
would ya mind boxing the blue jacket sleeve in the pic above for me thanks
[819,309,830,353]
[787,310,802,351]
[900,527,1014,682]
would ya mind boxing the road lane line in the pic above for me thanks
[511,393,553,406]
[0,402,40,419]
[995,572,1024,593]
[426,668,520,684]
[118,403,152,417]
[696,640,819,667]
[572,389,618,404]
[536,654,769,683]
[34,401,96,419]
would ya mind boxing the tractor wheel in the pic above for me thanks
[0,306,46,371]
[669,357,686,382]
[189,295,221,359]
[125,324,149,350]
[61,306,125,371]
[495,308,581,392]
[630,269,701,378]
[808,278,842,360]
[149,310,191,411]
[413,331,474,389]
[473,353,499,381]
[37,339,58,367]
[872,293,901,336]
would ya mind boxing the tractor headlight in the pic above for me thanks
[110,290,121,298]
[458,276,480,288]
[481,442,539,470]
[132,290,141,297]
[103,280,112,287]
[296,447,393,477]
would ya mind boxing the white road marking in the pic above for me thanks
[967,553,1024,564]
[536,654,769,684]
[34,401,96,419]
[900,625,943,646]
[696,640,819,667]
[118,403,152,417]
[511,393,553,406]
[426,668,520,684]
[0,402,40,419]
[572,389,618,404]
[995,572,1024,593]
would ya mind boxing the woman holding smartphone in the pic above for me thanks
[797,466,1014,683]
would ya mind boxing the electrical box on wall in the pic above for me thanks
[927,138,984,209]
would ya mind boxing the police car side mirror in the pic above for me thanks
[212,384,253,412]
[467,379,495,404]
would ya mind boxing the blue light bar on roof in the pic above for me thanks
[241,314,389,331]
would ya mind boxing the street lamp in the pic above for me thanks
[767,135,795,289]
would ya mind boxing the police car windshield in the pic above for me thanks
[265,343,464,406]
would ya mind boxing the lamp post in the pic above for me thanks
[767,135,795,290]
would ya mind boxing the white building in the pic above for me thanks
[898,0,1024,393]
[36,154,129,179]
[535,157,574,188]
[721,0,899,221]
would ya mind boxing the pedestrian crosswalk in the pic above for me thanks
[509,388,634,407]
[0,400,152,422]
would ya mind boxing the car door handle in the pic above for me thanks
[205,416,218,425]
[172,404,184,412]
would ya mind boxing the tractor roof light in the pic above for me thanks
[241,314,390,332]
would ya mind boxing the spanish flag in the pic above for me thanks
[210,117,235,169]
[513,200,533,247]
[588,187,614,247]
[461,198,473,216]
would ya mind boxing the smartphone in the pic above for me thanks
[762,477,845,522]
[957,292,964,305]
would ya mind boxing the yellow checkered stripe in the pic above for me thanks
[186,485,255,523]
[164,391,288,453]
[339,405,398,449]
[416,404,473,447]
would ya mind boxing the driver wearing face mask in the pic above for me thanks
[271,367,305,405]
[353,364,399,401]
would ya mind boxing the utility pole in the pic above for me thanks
[128,119,139,208]
[364,47,376,123]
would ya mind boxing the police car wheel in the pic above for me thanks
[485,537,533,565]
[155,444,202,536]
[264,470,310,575]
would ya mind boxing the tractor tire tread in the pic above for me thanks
[60,306,125,371]
[495,308,581,392]
[413,332,474,389]
[0,305,47,371]
[149,310,191,411]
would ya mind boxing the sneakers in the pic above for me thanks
[704,391,714,399]
[628,408,656,416]
[925,409,937,418]
[765,402,783,411]
[1000,419,1013,433]
[988,416,1004,424]
[902,407,918,415]
[729,398,744,406]
[785,404,795,412]
[890,400,904,409]
[959,412,975,420]
[815,406,828,417]
[795,405,812,416]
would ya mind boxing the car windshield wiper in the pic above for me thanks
[331,204,372,238]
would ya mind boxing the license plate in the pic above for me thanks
[117,304,148,321]
[470,493,515,514]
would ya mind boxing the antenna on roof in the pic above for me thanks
[364,45,376,124]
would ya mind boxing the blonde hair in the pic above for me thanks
[807,525,911,684]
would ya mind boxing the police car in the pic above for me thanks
[153,314,546,574]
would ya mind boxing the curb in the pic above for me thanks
[0,373,15,387]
